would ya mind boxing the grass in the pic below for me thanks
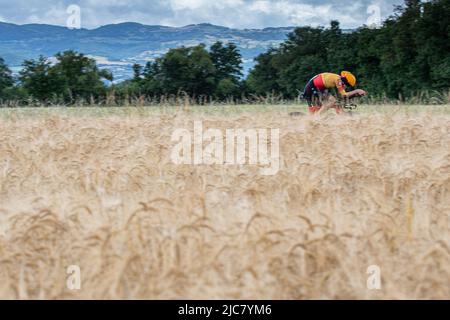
[0,105,449,299]
[1,103,450,120]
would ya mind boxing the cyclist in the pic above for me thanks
[303,71,366,114]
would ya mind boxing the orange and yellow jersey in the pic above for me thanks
[313,73,348,97]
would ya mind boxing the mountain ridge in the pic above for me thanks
[0,21,297,39]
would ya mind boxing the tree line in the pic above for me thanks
[0,0,448,105]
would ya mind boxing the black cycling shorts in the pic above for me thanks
[303,77,330,107]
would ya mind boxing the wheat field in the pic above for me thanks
[0,106,449,300]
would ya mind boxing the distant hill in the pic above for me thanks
[0,22,298,81]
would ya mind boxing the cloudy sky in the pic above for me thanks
[0,0,404,29]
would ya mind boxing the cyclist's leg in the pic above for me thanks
[334,96,352,114]
[303,81,321,114]
[309,106,321,114]
[317,93,336,115]
[334,104,344,114]
[309,94,321,114]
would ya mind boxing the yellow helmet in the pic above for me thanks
[341,71,357,87]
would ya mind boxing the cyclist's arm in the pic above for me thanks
[335,78,366,99]
[344,89,366,99]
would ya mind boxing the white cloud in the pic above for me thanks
[169,0,209,11]
[25,4,69,25]
[87,55,132,66]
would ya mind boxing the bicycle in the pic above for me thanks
[289,101,359,117]
[335,101,359,116]
[289,92,363,117]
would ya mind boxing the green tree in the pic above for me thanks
[51,50,112,103]
[19,51,112,103]
[158,45,216,97]
[132,63,143,82]
[246,49,282,95]
[0,57,14,99]
[210,42,243,98]
[19,56,59,102]
[215,78,240,99]
[415,0,450,91]
[142,61,163,96]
